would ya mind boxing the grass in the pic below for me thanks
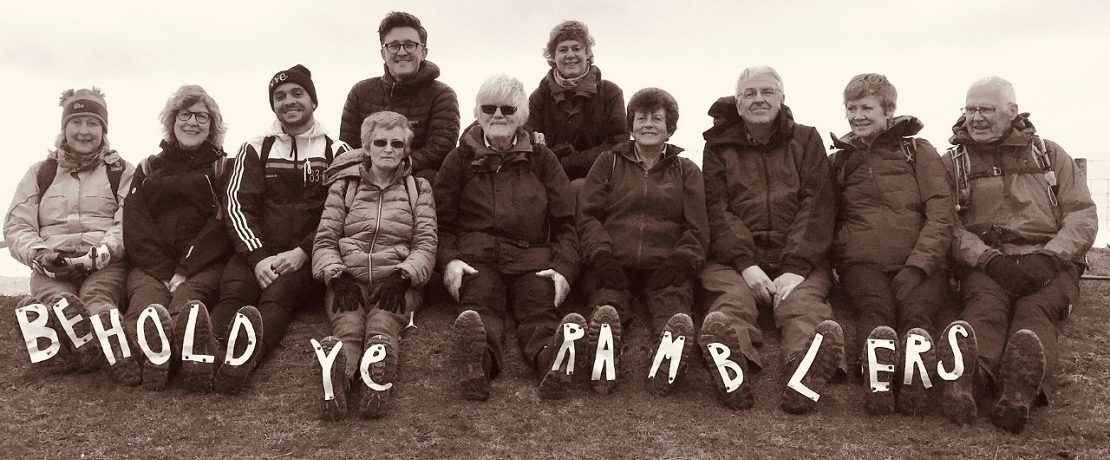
[2,253,1110,459]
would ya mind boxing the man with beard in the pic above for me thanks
[339,11,459,184]
[943,76,1096,433]
[183,64,351,395]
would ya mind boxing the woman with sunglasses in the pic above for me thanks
[116,84,235,389]
[437,75,580,401]
[311,111,437,420]
[527,20,628,191]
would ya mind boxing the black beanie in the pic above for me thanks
[268,64,318,110]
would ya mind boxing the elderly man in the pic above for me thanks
[339,11,460,184]
[943,76,1096,433]
[699,66,844,414]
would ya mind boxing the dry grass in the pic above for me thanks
[2,252,1110,459]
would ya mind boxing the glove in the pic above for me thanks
[593,251,628,291]
[65,244,111,272]
[367,270,408,314]
[34,249,85,280]
[330,273,363,313]
[1016,252,1061,287]
[647,257,694,290]
[984,256,1036,297]
[891,266,927,303]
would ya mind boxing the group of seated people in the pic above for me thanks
[4,12,1096,435]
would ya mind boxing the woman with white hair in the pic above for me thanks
[118,84,239,389]
[311,110,437,421]
[527,20,628,189]
[436,74,580,402]
[4,87,135,377]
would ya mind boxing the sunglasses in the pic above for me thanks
[480,105,517,116]
[371,139,406,149]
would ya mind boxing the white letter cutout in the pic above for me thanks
[360,343,394,392]
[786,333,825,402]
[937,324,968,381]
[136,306,171,366]
[311,338,342,401]
[706,343,744,393]
[866,337,896,392]
[224,312,258,366]
[902,333,934,389]
[15,302,60,364]
[180,304,215,364]
[648,331,686,383]
[89,309,130,366]
[51,296,93,350]
[551,322,585,375]
[590,323,616,382]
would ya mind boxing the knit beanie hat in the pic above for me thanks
[59,87,108,133]
[543,20,595,67]
[268,64,318,110]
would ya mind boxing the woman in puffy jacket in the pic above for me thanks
[311,111,437,421]
[4,87,134,377]
[120,85,234,390]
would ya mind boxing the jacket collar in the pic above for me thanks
[324,147,413,186]
[611,140,685,167]
[949,112,1037,147]
[460,123,533,168]
[703,98,798,150]
[831,115,924,150]
[544,65,602,103]
[381,60,442,90]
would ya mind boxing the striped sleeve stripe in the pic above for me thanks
[226,144,262,251]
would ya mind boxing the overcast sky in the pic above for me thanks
[1,0,1108,273]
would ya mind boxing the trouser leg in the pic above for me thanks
[699,261,763,370]
[457,263,508,378]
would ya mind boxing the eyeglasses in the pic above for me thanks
[961,105,998,117]
[739,88,780,100]
[480,105,517,116]
[177,111,211,123]
[371,139,406,149]
[382,41,422,54]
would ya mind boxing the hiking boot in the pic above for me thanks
[97,310,141,387]
[586,305,622,395]
[937,320,978,425]
[15,295,75,373]
[175,301,219,393]
[540,312,588,400]
[136,304,174,391]
[453,310,490,401]
[360,334,399,419]
[896,328,937,416]
[48,294,103,374]
[314,336,348,421]
[991,329,1046,434]
[214,305,264,395]
[782,319,844,415]
[648,313,695,397]
[699,311,753,410]
[862,325,898,415]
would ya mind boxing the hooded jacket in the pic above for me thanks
[577,141,708,270]
[312,151,437,287]
[225,119,351,268]
[829,116,953,274]
[942,113,1096,268]
[702,98,833,277]
[5,147,134,265]
[526,66,628,181]
[339,61,460,174]
[434,124,578,280]
[123,141,232,280]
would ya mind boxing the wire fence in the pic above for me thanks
[1081,159,1110,247]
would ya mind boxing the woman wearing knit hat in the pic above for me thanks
[116,85,243,390]
[4,87,136,380]
[526,20,629,192]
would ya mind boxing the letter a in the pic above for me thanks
[15,302,60,364]
[591,323,616,382]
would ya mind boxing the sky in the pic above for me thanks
[1,0,1108,274]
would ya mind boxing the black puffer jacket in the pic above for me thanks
[339,61,460,174]
[123,141,232,280]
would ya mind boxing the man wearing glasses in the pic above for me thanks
[699,66,844,413]
[339,11,460,184]
[942,76,1096,433]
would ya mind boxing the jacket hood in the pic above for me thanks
[542,65,602,102]
[382,60,442,89]
[611,140,685,165]
[831,115,924,150]
[459,122,535,158]
[157,139,225,162]
[703,98,798,150]
[949,112,1038,146]
[323,147,413,185]
[255,117,330,144]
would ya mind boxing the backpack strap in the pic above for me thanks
[36,158,59,198]
[899,137,917,165]
[1031,135,1058,206]
[949,145,972,216]
[324,136,335,163]
[259,136,276,165]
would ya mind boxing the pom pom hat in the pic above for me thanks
[59,87,108,132]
